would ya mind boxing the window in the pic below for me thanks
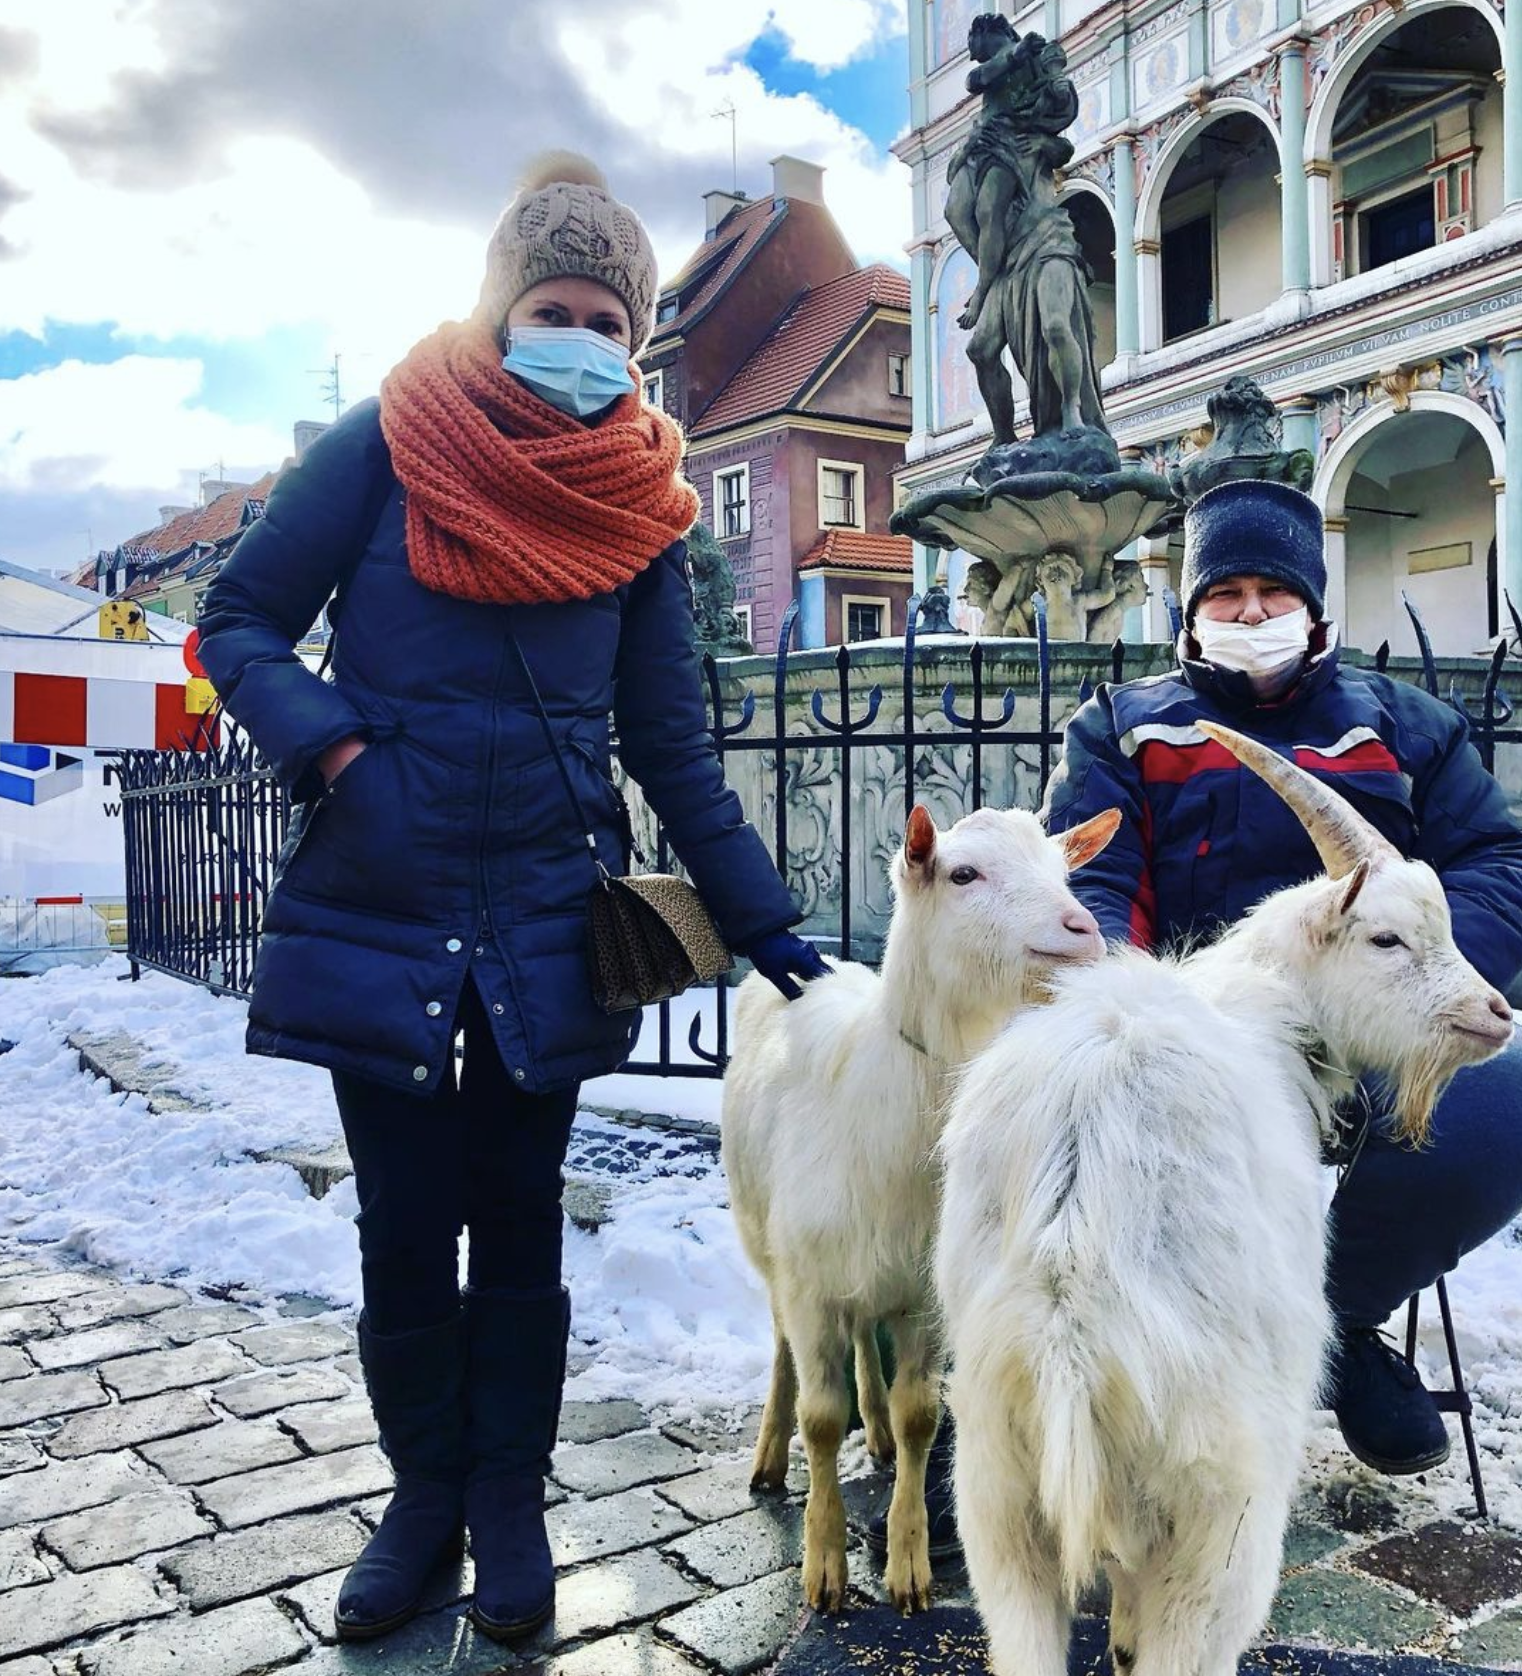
[1161,213,1214,342]
[732,602,753,643]
[818,460,865,530]
[656,297,679,323]
[888,352,910,397]
[844,597,886,643]
[714,465,750,539]
[642,370,664,410]
[1361,185,1435,273]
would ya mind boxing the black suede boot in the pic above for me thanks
[334,1312,467,1641]
[464,1285,570,1643]
[864,1411,962,1565]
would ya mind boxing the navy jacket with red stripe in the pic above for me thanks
[1043,633,1522,993]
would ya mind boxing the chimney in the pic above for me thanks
[770,155,825,206]
[158,505,193,521]
[704,188,748,237]
[200,479,250,507]
[293,419,329,460]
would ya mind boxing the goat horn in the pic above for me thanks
[1195,721,1398,879]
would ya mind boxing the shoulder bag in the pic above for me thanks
[508,630,733,1014]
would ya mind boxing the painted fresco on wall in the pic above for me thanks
[934,247,982,429]
[1071,76,1110,146]
[1133,30,1188,110]
[934,0,980,68]
[1211,0,1266,62]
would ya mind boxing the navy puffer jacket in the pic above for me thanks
[197,399,799,1095]
[1044,633,1522,992]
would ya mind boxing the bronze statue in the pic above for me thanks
[944,16,1107,449]
[890,16,1176,643]
[686,522,754,656]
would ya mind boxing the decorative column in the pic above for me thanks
[1492,475,1508,640]
[1503,337,1522,617]
[1278,395,1318,462]
[1305,160,1335,288]
[1279,42,1310,295]
[910,237,937,596]
[1135,237,1163,353]
[1114,136,1141,359]
[1322,514,1349,632]
[1137,534,1175,641]
[1505,5,1522,210]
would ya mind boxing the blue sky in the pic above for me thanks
[0,0,912,577]
[743,25,910,153]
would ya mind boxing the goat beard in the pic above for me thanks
[1392,1043,1459,1148]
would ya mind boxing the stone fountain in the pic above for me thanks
[890,13,1176,641]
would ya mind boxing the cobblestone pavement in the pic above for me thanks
[3,1247,1522,1674]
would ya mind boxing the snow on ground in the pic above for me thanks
[2,957,1521,1513]
[0,958,766,1424]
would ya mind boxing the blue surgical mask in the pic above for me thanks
[501,324,635,417]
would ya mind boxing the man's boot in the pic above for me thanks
[464,1285,570,1642]
[864,1411,962,1565]
[334,1312,467,1641]
[1325,1323,1451,1475]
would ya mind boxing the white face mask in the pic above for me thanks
[1193,606,1311,695]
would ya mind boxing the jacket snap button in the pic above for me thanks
[492,1002,505,1016]
[426,1002,442,1017]
[412,1066,428,1082]
[513,1068,526,1082]
[446,938,463,953]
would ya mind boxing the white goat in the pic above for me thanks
[723,801,1120,1614]
[935,722,1514,1676]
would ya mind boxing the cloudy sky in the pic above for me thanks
[0,1,911,577]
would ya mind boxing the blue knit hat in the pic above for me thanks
[1181,480,1326,624]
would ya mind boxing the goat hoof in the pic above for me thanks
[885,1550,934,1615]
[803,1550,848,1613]
[749,1469,788,1494]
[865,1431,896,1467]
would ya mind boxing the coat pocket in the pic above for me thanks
[286,738,456,916]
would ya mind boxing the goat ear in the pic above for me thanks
[1057,808,1122,872]
[904,804,937,871]
[1338,857,1372,917]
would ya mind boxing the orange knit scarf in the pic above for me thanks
[378,319,699,606]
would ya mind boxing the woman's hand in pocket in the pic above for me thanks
[317,736,368,789]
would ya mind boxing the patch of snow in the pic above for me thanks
[5,955,1520,1509]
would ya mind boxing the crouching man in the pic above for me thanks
[1044,477,1522,1476]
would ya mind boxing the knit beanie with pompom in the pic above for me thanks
[476,151,658,351]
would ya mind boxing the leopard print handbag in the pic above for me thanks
[509,628,734,1015]
[586,872,733,1014]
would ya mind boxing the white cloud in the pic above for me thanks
[0,356,288,494]
[0,1,911,564]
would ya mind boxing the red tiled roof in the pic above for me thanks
[66,470,282,592]
[133,472,280,557]
[798,529,913,574]
[649,197,784,343]
[693,264,910,436]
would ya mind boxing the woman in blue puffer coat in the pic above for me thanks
[197,151,825,1648]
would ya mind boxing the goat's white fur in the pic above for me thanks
[723,804,1115,1613]
[936,855,1511,1676]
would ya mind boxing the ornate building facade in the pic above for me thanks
[895,0,1522,655]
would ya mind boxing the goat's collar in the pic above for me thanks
[899,1026,938,1061]
[1303,1031,1353,1084]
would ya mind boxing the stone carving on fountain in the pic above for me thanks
[890,12,1177,641]
[1168,375,1315,504]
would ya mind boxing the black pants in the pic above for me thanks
[332,978,579,1335]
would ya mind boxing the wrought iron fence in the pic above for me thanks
[119,590,1522,1078]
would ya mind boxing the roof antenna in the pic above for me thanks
[309,352,345,418]
[712,99,738,194]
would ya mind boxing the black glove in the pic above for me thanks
[744,930,832,1001]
